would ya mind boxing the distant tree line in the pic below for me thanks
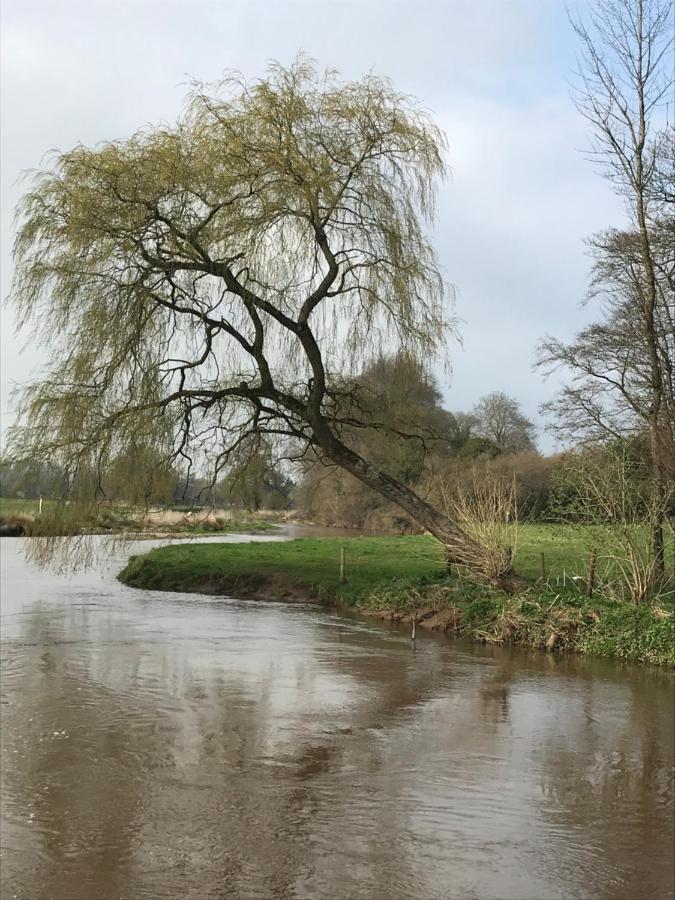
[0,452,295,513]
[298,352,548,532]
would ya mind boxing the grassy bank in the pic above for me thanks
[119,527,675,666]
[0,497,281,537]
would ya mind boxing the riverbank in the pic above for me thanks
[119,529,675,666]
[0,497,283,538]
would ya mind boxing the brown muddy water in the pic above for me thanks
[1,533,673,900]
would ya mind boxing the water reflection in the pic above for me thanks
[1,537,673,900]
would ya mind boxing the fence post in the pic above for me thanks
[540,552,546,584]
[339,546,346,585]
[586,548,597,599]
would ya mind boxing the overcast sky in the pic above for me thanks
[1,0,627,451]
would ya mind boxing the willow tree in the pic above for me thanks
[9,59,518,587]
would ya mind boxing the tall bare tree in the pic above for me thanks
[472,391,536,454]
[8,59,521,588]
[539,217,674,457]
[541,0,673,579]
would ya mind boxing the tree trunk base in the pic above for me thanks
[492,571,529,594]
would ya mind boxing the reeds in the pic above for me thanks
[437,471,519,584]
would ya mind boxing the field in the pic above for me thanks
[119,525,675,666]
[118,524,675,598]
[0,497,280,536]
[0,497,56,517]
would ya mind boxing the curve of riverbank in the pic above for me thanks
[119,534,674,666]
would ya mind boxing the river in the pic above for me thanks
[1,533,673,900]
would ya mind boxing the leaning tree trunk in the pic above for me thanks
[314,424,527,593]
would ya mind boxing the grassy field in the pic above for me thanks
[121,534,442,599]
[119,525,675,666]
[0,497,57,517]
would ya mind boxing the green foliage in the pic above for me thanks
[103,444,178,506]
[455,436,500,459]
[547,439,651,525]
[0,459,67,500]
[544,441,672,601]
[216,437,294,512]
[463,597,501,624]
[576,604,675,666]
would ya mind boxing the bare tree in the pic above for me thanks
[7,59,522,589]
[539,217,674,456]
[541,0,673,579]
[472,392,536,454]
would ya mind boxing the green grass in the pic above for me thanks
[512,522,673,586]
[120,535,441,602]
[118,525,619,597]
[0,497,58,517]
[0,497,62,535]
[119,526,675,666]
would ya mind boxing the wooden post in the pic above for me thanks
[339,546,346,585]
[38,495,43,516]
[586,548,597,599]
[539,552,546,584]
[411,610,416,641]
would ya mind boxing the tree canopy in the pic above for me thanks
[12,58,448,471]
[471,391,536,455]
[539,217,674,452]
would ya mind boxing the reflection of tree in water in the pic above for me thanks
[161,625,523,899]
[533,668,674,900]
[1,606,174,899]
[167,626,463,899]
[477,654,519,723]
[6,600,672,900]
[2,603,466,899]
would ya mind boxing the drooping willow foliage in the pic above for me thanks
[10,58,452,497]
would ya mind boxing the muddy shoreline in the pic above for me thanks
[128,574,503,639]
[119,562,675,667]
